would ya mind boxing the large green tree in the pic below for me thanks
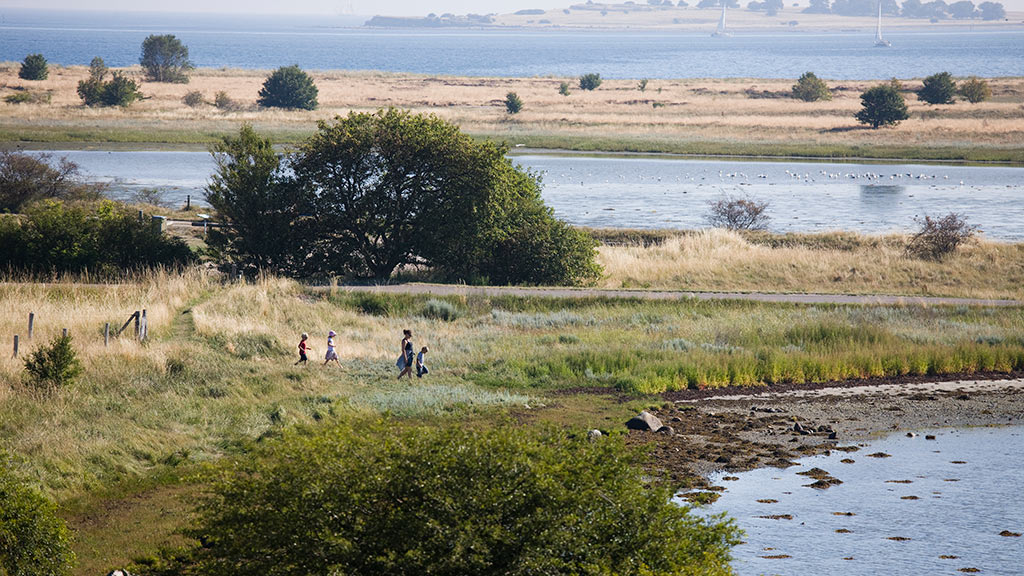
[855,82,909,128]
[185,422,740,576]
[257,65,318,110]
[205,125,299,275]
[917,71,957,105]
[140,34,193,83]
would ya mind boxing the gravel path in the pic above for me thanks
[334,283,1021,307]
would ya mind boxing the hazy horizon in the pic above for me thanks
[5,0,1024,16]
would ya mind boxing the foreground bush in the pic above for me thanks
[23,333,82,390]
[0,454,75,576]
[18,53,48,81]
[906,212,977,260]
[0,200,193,274]
[186,422,740,575]
[257,65,318,110]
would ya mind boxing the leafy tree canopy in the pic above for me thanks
[140,34,193,83]
[0,453,75,576]
[918,71,957,104]
[182,421,741,576]
[257,65,318,110]
[18,53,48,81]
[792,71,832,102]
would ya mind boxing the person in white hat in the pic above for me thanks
[323,330,340,366]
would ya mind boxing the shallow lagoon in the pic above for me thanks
[694,426,1024,575]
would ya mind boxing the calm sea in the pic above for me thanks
[1,9,1023,79]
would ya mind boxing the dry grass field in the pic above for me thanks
[1,63,1022,161]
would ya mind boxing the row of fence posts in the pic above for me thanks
[11,310,147,358]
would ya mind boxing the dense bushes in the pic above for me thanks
[23,334,82,390]
[18,53,48,81]
[579,72,602,91]
[0,454,75,576]
[855,81,908,128]
[183,422,740,575]
[0,200,193,274]
[0,151,102,213]
[207,111,600,285]
[905,212,977,260]
[918,71,957,105]
[76,57,142,107]
[257,65,318,110]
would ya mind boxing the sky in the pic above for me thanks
[6,0,1023,15]
[1,0,571,16]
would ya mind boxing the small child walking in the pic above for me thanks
[416,346,429,378]
[323,330,340,366]
[295,333,309,365]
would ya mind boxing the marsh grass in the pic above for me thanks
[1,66,1021,162]
[596,228,1024,300]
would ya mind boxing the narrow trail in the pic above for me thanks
[329,283,1022,307]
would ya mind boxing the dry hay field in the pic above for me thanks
[1,63,1022,159]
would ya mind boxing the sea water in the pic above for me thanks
[695,426,1024,575]
[2,9,1023,79]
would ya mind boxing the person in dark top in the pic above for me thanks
[398,329,415,379]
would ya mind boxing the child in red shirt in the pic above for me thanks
[295,333,309,365]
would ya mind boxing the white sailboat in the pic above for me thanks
[874,3,891,47]
[711,2,731,37]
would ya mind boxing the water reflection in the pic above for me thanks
[860,184,906,196]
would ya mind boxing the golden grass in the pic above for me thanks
[596,229,1024,300]
[0,62,1021,159]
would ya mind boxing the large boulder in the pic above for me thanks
[626,411,664,432]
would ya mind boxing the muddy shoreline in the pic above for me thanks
[614,377,1024,493]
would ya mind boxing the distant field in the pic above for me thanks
[1,64,1022,162]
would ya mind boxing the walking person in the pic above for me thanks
[397,329,415,379]
[295,333,310,365]
[324,330,340,367]
[416,346,429,378]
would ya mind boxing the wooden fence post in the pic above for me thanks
[141,309,148,341]
[28,312,34,340]
[104,323,110,348]
[13,335,18,358]
[62,328,68,338]
[134,311,140,340]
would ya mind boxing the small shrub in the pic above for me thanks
[183,90,204,107]
[792,71,832,102]
[706,195,771,230]
[213,90,237,110]
[18,53,48,81]
[558,81,571,96]
[918,71,957,105]
[855,83,909,128]
[257,65,318,110]
[958,76,991,104]
[4,91,50,105]
[421,298,460,321]
[0,454,75,576]
[579,72,602,91]
[23,333,82,390]
[905,212,977,260]
[638,78,648,92]
[76,60,142,108]
[504,91,523,114]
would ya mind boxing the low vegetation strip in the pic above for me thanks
[336,283,1022,307]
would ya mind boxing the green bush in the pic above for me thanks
[257,65,318,110]
[421,298,460,321]
[579,72,602,91]
[504,91,523,114]
[76,57,142,108]
[791,71,832,102]
[0,200,193,275]
[18,53,48,81]
[958,76,991,103]
[182,90,204,107]
[558,81,571,96]
[855,82,909,128]
[905,212,977,260]
[213,90,237,110]
[3,90,51,105]
[918,71,957,105]
[186,422,740,575]
[0,454,75,576]
[23,333,82,390]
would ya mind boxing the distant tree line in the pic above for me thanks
[803,0,1005,20]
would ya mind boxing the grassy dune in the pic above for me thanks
[595,229,1024,300]
[1,63,1022,162]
